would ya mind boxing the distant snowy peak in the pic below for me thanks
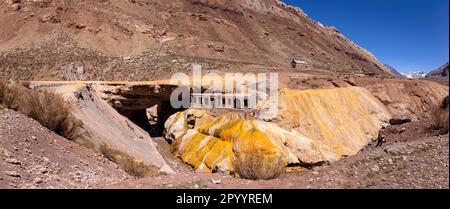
[401,71,427,79]
[401,63,449,80]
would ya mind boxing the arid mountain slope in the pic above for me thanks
[425,63,449,85]
[427,63,449,78]
[383,64,403,77]
[0,0,394,81]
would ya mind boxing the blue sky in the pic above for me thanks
[282,0,449,72]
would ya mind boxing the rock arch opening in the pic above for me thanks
[115,100,185,137]
[101,84,186,138]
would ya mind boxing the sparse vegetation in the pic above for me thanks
[74,138,96,151]
[0,80,23,110]
[234,149,287,180]
[0,78,81,139]
[0,78,5,97]
[432,95,449,133]
[0,78,5,109]
[99,143,163,178]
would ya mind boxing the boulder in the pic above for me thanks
[146,105,158,125]
[62,63,85,81]
[4,0,20,11]
[39,12,60,23]
[207,43,225,53]
[163,109,214,144]
[33,0,53,8]
[9,3,20,10]
[389,116,412,125]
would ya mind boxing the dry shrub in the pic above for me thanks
[100,143,163,178]
[0,82,24,110]
[0,78,6,110]
[25,89,81,139]
[432,95,449,133]
[0,79,81,140]
[234,149,287,180]
[74,138,96,151]
[0,78,5,101]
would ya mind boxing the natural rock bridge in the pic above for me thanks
[28,80,393,177]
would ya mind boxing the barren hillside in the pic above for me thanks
[426,63,449,84]
[0,0,393,81]
[427,63,449,77]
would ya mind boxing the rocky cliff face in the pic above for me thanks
[0,0,393,81]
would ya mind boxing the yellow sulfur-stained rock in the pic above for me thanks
[170,112,287,174]
[168,111,330,175]
[164,111,187,143]
[252,121,339,164]
[177,131,234,173]
[233,128,289,180]
[165,87,392,178]
[273,87,391,157]
[163,109,214,143]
